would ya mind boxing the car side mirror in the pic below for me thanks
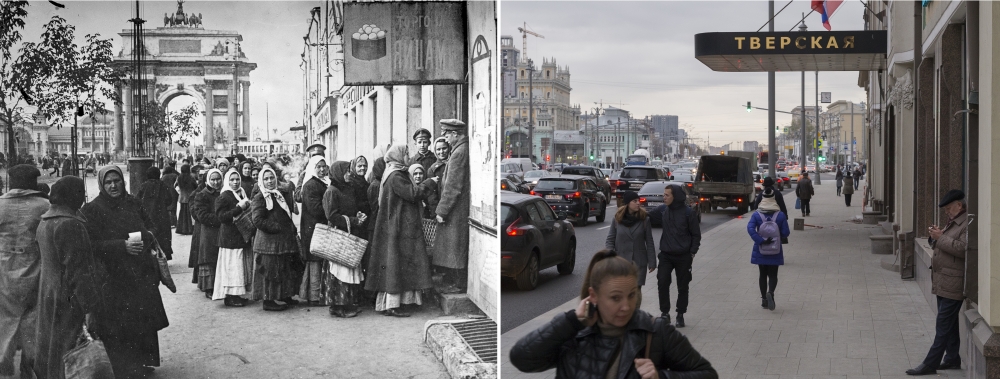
[556,212,567,220]
[669,176,674,180]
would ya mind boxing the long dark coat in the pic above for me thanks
[411,151,437,172]
[299,177,328,261]
[323,170,370,238]
[161,169,179,223]
[251,192,299,255]
[365,170,436,294]
[432,139,471,269]
[137,179,174,259]
[34,205,100,379]
[80,192,168,366]
[215,191,250,249]
[192,187,222,265]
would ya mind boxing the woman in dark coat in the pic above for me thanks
[192,168,224,298]
[238,160,255,196]
[33,177,100,379]
[187,165,206,283]
[137,166,174,260]
[426,137,450,217]
[299,155,331,305]
[214,168,252,307]
[605,191,656,288]
[322,160,370,318]
[251,167,302,311]
[175,164,198,235]
[365,145,437,317]
[80,166,168,378]
[160,163,179,227]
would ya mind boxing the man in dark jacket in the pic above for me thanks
[906,190,969,376]
[795,173,814,217]
[434,119,471,294]
[649,184,700,328]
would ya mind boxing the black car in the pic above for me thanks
[611,166,673,206]
[501,192,577,290]
[560,165,612,200]
[636,181,702,226]
[501,173,531,193]
[500,177,529,193]
[531,175,608,226]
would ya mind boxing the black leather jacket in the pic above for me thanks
[510,309,718,379]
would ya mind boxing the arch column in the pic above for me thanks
[242,81,250,138]
[205,81,214,149]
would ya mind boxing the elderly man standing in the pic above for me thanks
[0,165,49,378]
[906,189,969,376]
[433,119,470,294]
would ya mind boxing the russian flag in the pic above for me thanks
[811,0,844,31]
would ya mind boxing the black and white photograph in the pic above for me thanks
[0,0,497,377]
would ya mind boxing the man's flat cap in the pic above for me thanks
[939,189,965,207]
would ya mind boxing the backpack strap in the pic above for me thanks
[645,315,655,359]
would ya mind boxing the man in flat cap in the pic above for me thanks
[0,165,49,376]
[906,189,969,376]
[410,128,436,171]
[433,119,470,294]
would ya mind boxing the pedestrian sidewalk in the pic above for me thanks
[500,177,964,379]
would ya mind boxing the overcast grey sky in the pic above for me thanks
[500,0,869,148]
[20,0,317,144]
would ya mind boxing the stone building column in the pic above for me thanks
[914,59,935,238]
[228,78,236,149]
[242,82,250,138]
[114,84,123,153]
[205,82,214,149]
[123,83,133,154]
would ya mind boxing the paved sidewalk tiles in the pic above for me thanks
[500,177,965,379]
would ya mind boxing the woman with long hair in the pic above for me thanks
[510,250,718,379]
[605,191,656,289]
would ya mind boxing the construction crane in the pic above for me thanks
[517,22,544,63]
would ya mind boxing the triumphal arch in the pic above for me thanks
[113,0,256,154]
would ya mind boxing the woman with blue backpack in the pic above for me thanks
[747,187,790,311]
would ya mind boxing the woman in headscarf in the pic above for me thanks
[80,166,168,378]
[251,167,302,311]
[175,164,198,235]
[192,168,224,298]
[408,164,437,219]
[366,147,388,233]
[137,166,174,260]
[238,161,255,196]
[251,166,261,184]
[215,157,231,173]
[214,168,252,307]
[322,159,370,318]
[33,176,101,379]
[161,162,179,228]
[188,164,206,283]
[299,155,331,305]
[365,145,438,317]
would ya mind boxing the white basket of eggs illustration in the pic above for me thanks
[352,24,387,61]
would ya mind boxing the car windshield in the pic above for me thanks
[601,169,612,176]
[620,168,657,179]
[501,205,518,224]
[626,155,647,163]
[534,179,577,190]
[523,170,546,178]
[638,181,669,194]
[561,167,593,176]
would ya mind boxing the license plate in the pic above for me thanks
[630,183,643,189]
[646,202,663,207]
[545,194,562,200]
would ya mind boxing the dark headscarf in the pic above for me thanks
[97,165,126,202]
[146,166,161,181]
[368,157,386,185]
[162,165,178,176]
[177,163,196,190]
[329,161,351,190]
[50,176,86,209]
[9,164,40,190]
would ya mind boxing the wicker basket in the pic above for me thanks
[311,215,368,268]
[422,218,437,249]
[234,211,255,243]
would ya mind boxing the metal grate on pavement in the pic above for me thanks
[452,319,498,363]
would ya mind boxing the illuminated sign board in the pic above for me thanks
[694,30,887,72]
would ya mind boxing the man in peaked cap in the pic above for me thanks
[0,164,48,376]
[433,119,470,294]
[907,189,969,376]
[410,128,435,171]
[306,143,326,157]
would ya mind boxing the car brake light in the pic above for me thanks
[501,183,508,190]
[566,191,581,199]
[686,183,693,187]
[639,197,647,203]
[529,190,537,196]
[737,198,742,203]
[506,217,526,236]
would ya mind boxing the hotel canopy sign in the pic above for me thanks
[694,30,887,72]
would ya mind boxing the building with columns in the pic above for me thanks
[862,1,1000,375]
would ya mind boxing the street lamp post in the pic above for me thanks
[527,59,535,164]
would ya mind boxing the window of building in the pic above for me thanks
[546,71,550,78]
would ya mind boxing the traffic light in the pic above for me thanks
[546,154,550,161]
[818,151,825,161]
[590,153,594,160]
[746,101,752,112]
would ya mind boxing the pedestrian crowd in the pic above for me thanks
[0,119,471,379]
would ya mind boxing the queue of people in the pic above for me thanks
[0,119,469,378]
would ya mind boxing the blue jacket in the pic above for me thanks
[747,211,790,265]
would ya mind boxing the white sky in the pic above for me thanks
[500,0,869,148]
[19,0,320,143]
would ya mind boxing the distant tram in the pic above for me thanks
[236,141,302,158]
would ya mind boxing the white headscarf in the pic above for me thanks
[304,155,331,186]
[380,144,409,187]
[407,163,425,185]
[219,168,247,201]
[205,168,224,190]
[258,167,290,216]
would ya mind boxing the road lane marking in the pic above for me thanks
[596,225,610,230]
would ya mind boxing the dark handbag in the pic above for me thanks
[63,324,115,379]
[151,239,176,293]
[234,210,255,242]
[794,198,801,210]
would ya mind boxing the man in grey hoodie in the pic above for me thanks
[649,184,701,328]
